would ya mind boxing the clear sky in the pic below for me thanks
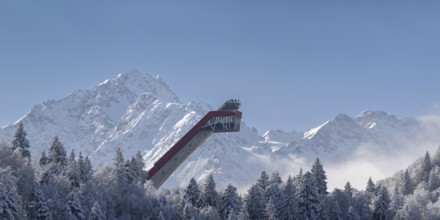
[1,1,440,133]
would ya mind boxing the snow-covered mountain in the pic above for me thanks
[1,71,439,190]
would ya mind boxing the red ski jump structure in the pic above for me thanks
[147,99,242,188]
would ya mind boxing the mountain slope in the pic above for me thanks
[1,71,439,190]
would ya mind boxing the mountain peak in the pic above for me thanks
[357,110,389,119]
[356,110,399,129]
[97,70,179,103]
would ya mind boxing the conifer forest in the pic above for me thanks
[2,123,440,219]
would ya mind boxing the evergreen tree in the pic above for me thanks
[311,157,328,195]
[113,148,124,168]
[181,202,197,220]
[402,169,412,195]
[330,189,351,218]
[264,182,282,207]
[372,186,390,220]
[66,153,80,188]
[183,178,203,208]
[427,168,440,191]
[133,151,147,183]
[202,173,219,208]
[11,121,31,159]
[269,172,282,185]
[113,148,126,184]
[347,206,360,220]
[82,156,93,183]
[293,168,303,185]
[365,177,376,201]
[199,206,221,220]
[68,150,76,164]
[124,159,137,184]
[279,176,299,220]
[0,178,24,219]
[39,151,48,166]
[77,152,85,182]
[64,191,86,220]
[90,201,105,220]
[264,182,282,217]
[422,151,432,182]
[227,208,239,220]
[257,171,270,191]
[327,200,342,220]
[238,202,250,220]
[266,197,280,220]
[432,145,440,167]
[344,181,354,198]
[47,136,67,167]
[220,184,243,220]
[244,184,266,220]
[28,188,52,220]
[296,172,320,219]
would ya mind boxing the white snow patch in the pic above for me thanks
[368,122,377,129]
[303,121,329,139]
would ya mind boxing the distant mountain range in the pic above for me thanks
[1,70,439,190]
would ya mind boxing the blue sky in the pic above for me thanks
[1,1,440,133]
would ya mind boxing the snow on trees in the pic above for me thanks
[279,176,299,220]
[311,157,328,195]
[64,191,86,220]
[296,171,320,219]
[402,169,413,195]
[47,136,67,168]
[183,178,203,208]
[257,171,270,191]
[202,173,219,208]
[244,184,266,220]
[0,174,25,219]
[90,201,105,220]
[371,186,390,220]
[220,184,242,219]
[27,188,52,220]
[269,172,282,186]
[11,122,31,160]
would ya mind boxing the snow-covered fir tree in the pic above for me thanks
[311,157,328,195]
[0,174,25,219]
[371,186,390,220]
[47,136,67,167]
[344,181,354,198]
[269,172,282,185]
[244,184,266,220]
[11,122,31,160]
[28,188,52,220]
[347,206,360,220]
[402,169,412,195]
[90,201,105,220]
[296,171,320,219]
[265,197,280,220]
[279,176,299,220]
[39,151,48,166]
[365,177,377,201]
[421,151,432,183]
[257,171,270,192]
[220,183,243,219]
[183,178,203,208]
[238,202,251,220]
[202,173,219,208]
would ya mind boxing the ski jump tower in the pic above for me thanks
[148,99,242,188]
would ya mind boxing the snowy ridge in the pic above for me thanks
[1,71,440,190]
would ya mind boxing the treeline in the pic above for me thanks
[1,122,440,219]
